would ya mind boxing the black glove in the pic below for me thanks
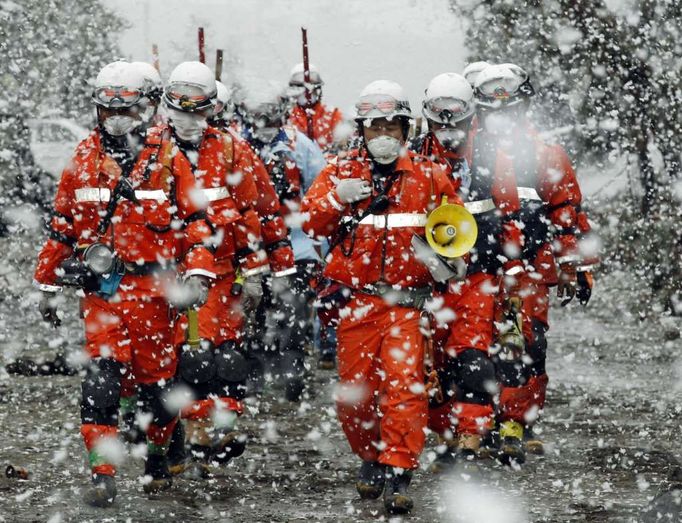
[39,292,61,327]
[576,271,593,306]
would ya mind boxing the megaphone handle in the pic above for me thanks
[186,308,201,349]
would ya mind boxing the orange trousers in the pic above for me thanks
[429,274,497,436]
[499,273,550,424]
[175,275,245,420]
[336,293,426,470]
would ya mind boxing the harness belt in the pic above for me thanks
[74,188,168,202]
[355,213,427,228]
[360,282,432,309]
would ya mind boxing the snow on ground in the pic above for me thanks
[0,273,679,521]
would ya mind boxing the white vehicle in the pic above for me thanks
[28,118,89,177]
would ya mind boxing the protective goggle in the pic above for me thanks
[422,97,473,124]
[93,86,143,108]
[355,95,410,118]
[246,102,285,124]
[289,71,323,86]
[476,76,534,107]
[165,82,215,112]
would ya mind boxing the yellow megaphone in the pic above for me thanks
[425,196,478,258]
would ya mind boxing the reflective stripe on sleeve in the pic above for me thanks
[517,187,542,201]
[202,186,230,202]
[464,199,496,214]
[75,188,111,202]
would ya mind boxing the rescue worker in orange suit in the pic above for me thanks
[469,63,591,463]
[302,80,459,515]
[209,80,298,395]
[287,63,343,152]
[161,62,268,478]
[117,60,167,445]
[241,89,327,401]
[34,61,215,506]
[409,73,502,471]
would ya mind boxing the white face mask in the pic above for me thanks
[139,101,157,124]
[483,112,515,136]
[366,135,403,165]
[103,115,140,136]
[297,91,320,107]
[253,126,279,143]
[169,109,207,143]
[434,128,467,150]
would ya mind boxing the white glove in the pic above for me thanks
[169,275,210,310]
[332,177,372,204]
[241,275,264,315]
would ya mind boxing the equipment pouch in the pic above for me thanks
[96,259,125,298]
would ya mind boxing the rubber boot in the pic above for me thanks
[185,444,212,479]
[184,420,212,479]
[384,468,413,515]
[430,435,457,473]
[498,420,526,466]
[142,454,172,493]
[167,421,187,475]
[212,431,247,465]
[83,473,117,508]
[523,426,544,455]
[356,460,386,500]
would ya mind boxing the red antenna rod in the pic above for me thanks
[301,27,314,140]
[198,27,206,64]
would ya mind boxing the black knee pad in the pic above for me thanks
[455,349,496,404]
[495,358,526,387]
[81,359,123,425]
[527,319,548,376]
[214,343,249,383]
[137,382,177,428]
[179,346,216,385]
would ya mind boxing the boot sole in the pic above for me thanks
[356,481,384,500]
[385,495,413,515]
[498,447,526,466]
[142,479,172,494]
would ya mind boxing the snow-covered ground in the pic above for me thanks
[0,268,680,521]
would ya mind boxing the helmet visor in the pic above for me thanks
[93,86,143,108]
[355,94,410,119]
[422,96,472,124]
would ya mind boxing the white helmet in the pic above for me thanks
[214,80,231,114]
[354,80,412,121]
[474,63,535,109]
[164,61,217,113]
[422,73,474,125]
[131,61,163,100]
[463,61,490,88]
[289,62,323,86]
[92,61,145,108]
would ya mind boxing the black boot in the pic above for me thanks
[212,431,247,465]
[498,421,526,466]
[384,468,413,515]
[356,460,386,500]
[83,473,117,508]
[184,444,212,480]
[142,454,172,493]
[167,422,187,475]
